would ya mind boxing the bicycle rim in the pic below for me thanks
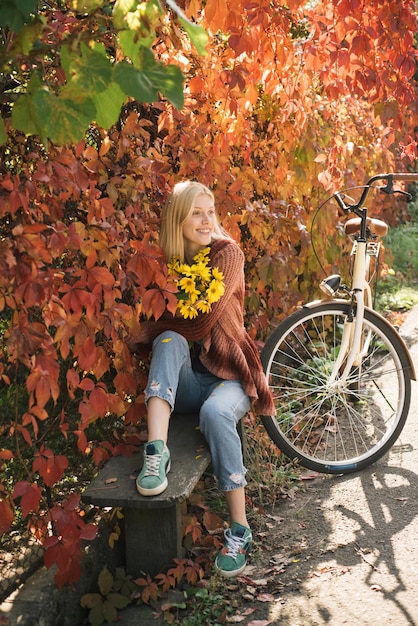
[261,302,412,474]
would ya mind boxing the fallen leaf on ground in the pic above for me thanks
[256,593,276,602]
[226,608,256,622]
[300,472,321,480]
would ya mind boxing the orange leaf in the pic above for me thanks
[77,336,97,371]
[203,510,224,531]
[89,385,109,418]
[87,266,115,287]
[113,371,138,396]
[141,289,167,320]
[0,449,14,461]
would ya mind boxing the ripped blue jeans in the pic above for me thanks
[144,330,250,492]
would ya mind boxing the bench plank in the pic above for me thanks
[82,413,211,576]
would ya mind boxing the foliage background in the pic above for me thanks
[0,0,417,587]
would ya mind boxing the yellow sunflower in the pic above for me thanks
[168,247,225,319]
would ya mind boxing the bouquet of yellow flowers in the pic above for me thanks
[167,247,225,319]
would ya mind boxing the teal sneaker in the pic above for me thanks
[136,440,171,496]
[215,522,252,578]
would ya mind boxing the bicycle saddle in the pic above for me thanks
[344,216,388,237]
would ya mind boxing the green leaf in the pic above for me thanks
[141,49,184,109]
[80,593,103,609]
[113,0,162,35]
[102,599,117,623]
[118,29,154,63]
[12,74,47,142]
[89,602,105,626]
[10,19,44,55]
[33,88,96,144]
[63,43,113,95]
[178,17,208,56]
[0,0,36,32]
[114,61,158,103]
[107,593,130,610]
[91,82,126,129]
[98,566,114,597]
[165,0,208,55]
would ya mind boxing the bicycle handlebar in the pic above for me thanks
[334,172,418,214]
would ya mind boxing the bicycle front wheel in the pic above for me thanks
[261,301,413,474]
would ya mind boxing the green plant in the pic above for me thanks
[167,587,232,626]
[80,566,134,626]
[243,415,300,506]
[378,285,418,314]
[384,223,418,282]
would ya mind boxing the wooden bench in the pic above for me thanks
[81,413,211,578]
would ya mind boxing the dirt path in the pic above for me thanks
[232,307,418,626]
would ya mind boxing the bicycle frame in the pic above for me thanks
[327,239,367,386]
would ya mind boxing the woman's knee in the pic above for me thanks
[199,404,218,436]
[153,330,188,350]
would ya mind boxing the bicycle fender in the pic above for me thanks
[301,299,416,380]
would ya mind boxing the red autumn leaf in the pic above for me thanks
[113,371,138,396]
[86,265,115,288]
[141,289,167,321]
[93,446,111,465]
[63,493,80,511]
[80,523,97,541]
[0,449,14,461]
[66,368,80,399]
[78,377,95,391]
[33,448,69,488]
[56,557,81,588]
[43,535,61,569]
[0,498,15,533]
[77,335,97,371]
[12,481,42,517]
[26,354,60,409]
[74,428,88,453]
[89,385,108,418]
[17,424,32,447]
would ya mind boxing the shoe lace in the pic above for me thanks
[223,529,246,560]
[143,452,163,477]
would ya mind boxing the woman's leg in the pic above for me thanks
[199,380,252,576]
[199,379,250,499]
[138,331,200,496]
[146,397,170,443]
[224,487,248,528]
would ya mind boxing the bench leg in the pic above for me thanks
[123,504,184,578]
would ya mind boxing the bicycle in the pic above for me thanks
[261,172,418,474]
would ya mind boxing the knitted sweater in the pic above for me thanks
[135,238,275,416]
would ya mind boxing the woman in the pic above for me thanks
[129,180,275,578]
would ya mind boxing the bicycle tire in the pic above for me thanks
[261,301,413,474]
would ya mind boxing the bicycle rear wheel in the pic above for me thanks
[261,301,413,474]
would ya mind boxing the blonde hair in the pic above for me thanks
[159,180,229,262]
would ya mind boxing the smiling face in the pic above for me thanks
[182,193,217,262]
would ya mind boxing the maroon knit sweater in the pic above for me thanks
[134,238,275,416]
